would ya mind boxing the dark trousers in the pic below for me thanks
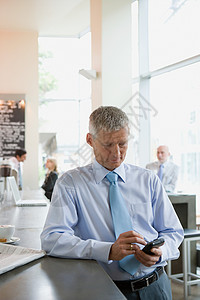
[114,271,172,300]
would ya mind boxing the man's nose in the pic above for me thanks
[112,144,120,156]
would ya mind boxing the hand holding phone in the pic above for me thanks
[142,237,165,255]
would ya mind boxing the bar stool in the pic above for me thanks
[0,161,12,202]
[167,229,200,300]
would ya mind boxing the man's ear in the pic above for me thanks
[86,133,93,147]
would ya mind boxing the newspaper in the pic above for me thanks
[0,243,46,275]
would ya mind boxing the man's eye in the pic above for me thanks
[119,143,127,147]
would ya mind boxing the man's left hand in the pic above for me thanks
[134,246,162,267]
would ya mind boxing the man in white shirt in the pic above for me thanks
[146,145,179,193]
[9,149,27,190]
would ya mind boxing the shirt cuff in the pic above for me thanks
[91,241,113,263]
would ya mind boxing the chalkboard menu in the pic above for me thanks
[0,94,25,158]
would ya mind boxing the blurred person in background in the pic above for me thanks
[146,145,179,193]
[9,148,27,190]
[41,157,58,201]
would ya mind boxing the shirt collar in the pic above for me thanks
[92,159,126,183]
[159,160,169,167]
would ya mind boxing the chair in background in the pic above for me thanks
[11,169,18,185]
[0,177,4,203]
[167,229,200,300]
[0,163,12,195]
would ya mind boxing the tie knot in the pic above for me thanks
[106,172,118,184]
[160,164,164,169]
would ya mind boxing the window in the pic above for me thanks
[132,0,139,78]
[150,62,200,192]
[38,33,91,180]
[132,0,200,213]
[149,0,200,70]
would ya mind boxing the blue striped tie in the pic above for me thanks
[106,171,140,275]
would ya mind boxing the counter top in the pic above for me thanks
[0,191,125,300]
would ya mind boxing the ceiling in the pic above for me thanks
[0,0,90,37]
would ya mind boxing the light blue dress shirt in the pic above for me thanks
[41,159,184,281]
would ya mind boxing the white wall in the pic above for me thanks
[91,0,132,109]
[0,31,39,189]
[90,0,134,163]
[102,0,132,107]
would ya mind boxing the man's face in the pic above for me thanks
[17,154,27,162]
[157,146,169,164]
[86,127,129,171]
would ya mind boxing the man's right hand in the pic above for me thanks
[109,230,146,261]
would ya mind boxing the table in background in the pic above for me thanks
[168,193,196,274]
[0,191,126,300]
[168,194,196,229]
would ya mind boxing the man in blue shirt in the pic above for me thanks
[41,106,183,300]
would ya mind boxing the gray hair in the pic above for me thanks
[89,106,130,138]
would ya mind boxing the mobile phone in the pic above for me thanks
[142,237,165,255]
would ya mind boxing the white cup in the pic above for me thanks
[0,225,15,241]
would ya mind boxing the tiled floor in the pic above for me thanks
[171,280,200,300]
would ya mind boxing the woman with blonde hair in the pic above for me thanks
[41,157,58,201]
